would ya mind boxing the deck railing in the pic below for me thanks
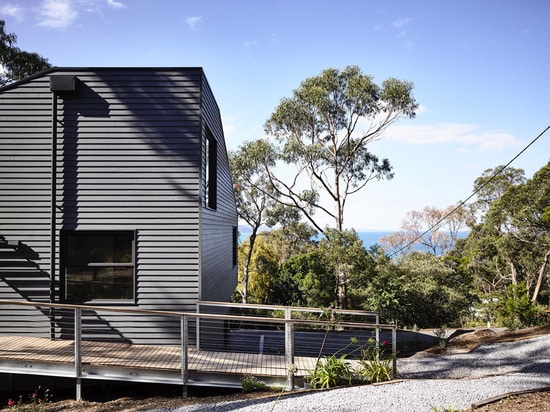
[0,299,396,400]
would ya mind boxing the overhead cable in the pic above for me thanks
[388,125,550,258]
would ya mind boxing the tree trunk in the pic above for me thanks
[509,260,518,286]
[240,231,257,304]
[531,246,550,303]
[337,269,348,309]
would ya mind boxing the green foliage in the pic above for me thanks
[497,282,543,328]
[433,325,448,348]
[240,375,267,392]
[236,235,280,304]
[430,406,457,412]
[355,343,395,384]
[308,336,395,389]
[318,229,373,309]
[263,65,417,236]
[308,354,353,389]
[1,20,51,87]
[364,253,473,328]
[271,250,333,307]
[461,162,550,306]
[6,387,50,411]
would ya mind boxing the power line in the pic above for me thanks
[388,125,550,258]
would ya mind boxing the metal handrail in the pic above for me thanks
[0,299,397,399]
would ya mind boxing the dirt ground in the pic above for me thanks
[1,325,548,412]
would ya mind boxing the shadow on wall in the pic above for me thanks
[0,236,130,342]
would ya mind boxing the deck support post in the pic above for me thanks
[74,308,82,401]
[284,308,294,391]
[181,315,188,398]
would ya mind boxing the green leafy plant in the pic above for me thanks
[356,351,394,383]
[430,405,456,412]
[355,337,395,384]
[308,353,353,389]
[433,325,447,348]
[7,387,50,412]
[241,374,267,393]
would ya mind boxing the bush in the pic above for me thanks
[240,375,267,392]
[497,283,544,328]
[308,354,353,389]
[354,338,395,384]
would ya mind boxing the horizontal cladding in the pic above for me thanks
[0,83,53,288]
[0,69,208,342]
[198,73,238,302]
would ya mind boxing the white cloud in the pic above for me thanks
[37,0,78,29]
[106,0,126,9]
[185,15,202,30]
[384,123,520,151]
[392,17,411,29]
[243,40,258,49]
[0,3,25,21]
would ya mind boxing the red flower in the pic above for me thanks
[381,340,388,347]
[7,399,14,407]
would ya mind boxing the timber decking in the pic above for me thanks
[0,336,317,382]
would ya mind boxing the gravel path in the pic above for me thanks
[150,334,550,412]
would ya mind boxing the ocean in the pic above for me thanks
[238,230,394,249]
[238,230,469,251]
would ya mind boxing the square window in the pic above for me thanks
[61,231,135,303]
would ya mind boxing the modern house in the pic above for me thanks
[0,67,238,345]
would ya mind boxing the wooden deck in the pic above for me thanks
[0,336,317,389]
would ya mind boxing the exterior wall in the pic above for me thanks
[0,74,53,336]
[199,72,238,303]
[0,68,237,345]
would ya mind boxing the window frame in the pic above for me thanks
[205,127,218,210]
[60,230,136,304]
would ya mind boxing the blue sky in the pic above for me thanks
[2,0,549,230]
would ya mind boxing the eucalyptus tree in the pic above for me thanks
[470,166,526,222]
[379,204,473,256]
[263,65,418,234]
[262,65,418,308]
[465,163,550,305]
[0,20,51,87]
[229,140,279,303]
[488,162,550,303]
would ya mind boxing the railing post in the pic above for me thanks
[375,313,380,346]
[195,303,200,350]
[181,315,188,398]
[284,308,294,391]
[392,323,397,379]
[74,307,82,401]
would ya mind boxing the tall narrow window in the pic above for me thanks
[232,226,238,267]
[61,231,135,302]
[205,128,217,209]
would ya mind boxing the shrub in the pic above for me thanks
[308,353,353,389]
[241,375,267,392]
[354,338,395,384]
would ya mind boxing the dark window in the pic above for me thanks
[61,231,135,303]
[205,128,217,209]
[232,226,238,267]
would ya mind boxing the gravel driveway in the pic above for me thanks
[150,334,550,412]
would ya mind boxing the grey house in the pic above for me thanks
[0,67,238,344]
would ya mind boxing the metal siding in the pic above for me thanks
[0,78,52,337]
[0,68,236,344]
[199,73,239,302]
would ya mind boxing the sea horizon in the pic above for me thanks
[238,229,395,249]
